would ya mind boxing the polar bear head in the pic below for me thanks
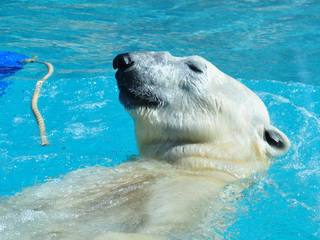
[113,52,290,177]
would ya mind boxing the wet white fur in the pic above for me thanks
[0,52,290,240]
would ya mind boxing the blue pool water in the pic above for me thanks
[0,0,319,239]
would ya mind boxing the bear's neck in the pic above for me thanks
[139,141,271,179]
[173,156,268,179]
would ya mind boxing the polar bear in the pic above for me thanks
[114,51,290,176]
[0,52,290,240]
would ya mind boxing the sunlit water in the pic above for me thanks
[0,0,319,239]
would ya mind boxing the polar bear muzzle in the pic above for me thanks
[113,51,212,110]
[113,52,162,109]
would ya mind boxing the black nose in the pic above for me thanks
[113,53,134,71]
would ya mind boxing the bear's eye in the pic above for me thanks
[185,61,203,73]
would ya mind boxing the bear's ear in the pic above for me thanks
[263,126,290,157]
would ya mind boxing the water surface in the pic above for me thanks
[0,0,319,239]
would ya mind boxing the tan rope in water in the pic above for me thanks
[23,56,54,146]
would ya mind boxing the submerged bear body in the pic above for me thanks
[0,52,290,240]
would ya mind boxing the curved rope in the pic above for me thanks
[23,56,54,146]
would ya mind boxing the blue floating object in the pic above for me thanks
[0,51,29,80]
[0,51,29,96]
